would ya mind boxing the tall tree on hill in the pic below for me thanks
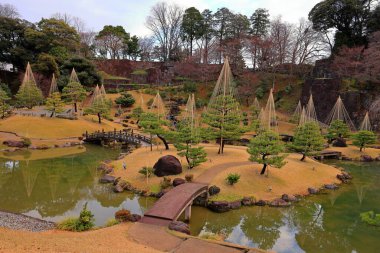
[124,35,141,60]
[308,0,375,50]
[0,3,19,18]
[95,25,130,59]
[181,7,205,57]
[0,87,10,118]
[146,2,183,61]
[201,9,215,63]
[249,8,270,69]
[213,7,234,64]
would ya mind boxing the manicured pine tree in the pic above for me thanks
[247,129,286,175]
[138,112,172,151]
[84,94,112,124]
[46,92,65,117]
[0,87,10,118]
[62,69,86,113]
[290,121,325,161]
[131,107,143,124]
[352,130,377,152]
[173,121,207,169]
[327,119,351,142]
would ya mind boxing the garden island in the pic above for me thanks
[0,1,379,252]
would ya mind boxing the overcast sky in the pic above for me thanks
[7,0,321,36]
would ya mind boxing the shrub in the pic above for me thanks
[22,137,31,147]
[115,209,132,222]
[105,218,119,227]
[185,174,194,182]
[360,211,380,226]
[139,166,154,177]
[255,87,265,99]
[285,84,293,94]
[57,217,78,231]
[115,92,135,107]
[160,177,172,189]
[76,203,95,231]
[226,173,240,185]
[183,82,197,93]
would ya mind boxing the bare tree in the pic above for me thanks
[146,2,183,61]
[0,3,19,18]
[139,36,155,61]
[270,16,292,65]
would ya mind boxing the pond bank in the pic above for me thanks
[0,210,55,232]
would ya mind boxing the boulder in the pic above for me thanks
[308,187,319,194]
[115,209,132,222]
[324,184,339,190]
[3,140,26,148]
[129,214,141,222]
[255,200,267,206]
[113,184,124,193]
[207,201,231,213]
[360,155,373,162]
[337,172,352,183]
[193,193,208,206]
[153,155,182,177]
[270,198,291,207]
[208,185,221,196]
[332,137,347,147]
[97,163,114,174]
[241,197,255,206]
[168,221,190,235]
[341,156,352,161]
[172,178,186,187]
[229,200,242,209]
[99,175,116,184]
[281,194,298,202]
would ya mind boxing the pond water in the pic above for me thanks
[0,145,156,226]
[0,147,379,253]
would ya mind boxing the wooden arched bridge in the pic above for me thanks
[83,129,151,146]
[141,183,208,226]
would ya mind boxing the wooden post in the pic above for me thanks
[185,204,192,221]
[85,131,88,138]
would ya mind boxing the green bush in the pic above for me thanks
[183,82,197,93]
[360,211,380,226]
[58,203,95,232]
[285,84,293,94]
[105,218,120,227]
[160,177,172,189]
[255,87,266,99]
[22,137,32,147]
[139,166,154,177]
[57,217,78,231]
[115,92,135,107]
[226,173,240,185]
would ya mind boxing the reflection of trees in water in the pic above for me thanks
[21,160,40,197]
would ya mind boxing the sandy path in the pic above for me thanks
[0,223,162,253]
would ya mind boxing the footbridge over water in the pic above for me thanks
[141,183,208,226]
[83,129,151,146]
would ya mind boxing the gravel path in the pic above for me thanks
[0,211,55,232]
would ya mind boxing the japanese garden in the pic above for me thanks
[0,1,379,253]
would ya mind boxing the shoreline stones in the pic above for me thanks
[308,187,319,195]
[172,178,186,187]
[168,221,190,235]
[337,172,352,183]
[281,194,298,202]
[241,197,255,206]
[269,198,291,207]
[324,184,339,190]
[3,140,27,148]
[115,209,141,223]
[360,155,374,162]
[99,175,116,184]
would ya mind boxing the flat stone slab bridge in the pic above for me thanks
[83,129,151,146]
[141,182,208,226]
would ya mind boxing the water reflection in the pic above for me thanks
[191,162,380,253]
[0,145,156,226]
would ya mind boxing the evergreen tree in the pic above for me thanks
[62,81,86,112]
[327,119,351,141]
[250,8,270,36]
[139,112,172,151]
[173,121,207,169]
[131,107,143,124]
[290,122,325,161]
[203,94,244,154]
[352,130,377,152]
[247,130,286,175]
[85,95,112,124]
[15,80,44,109]
[181,7,205,56]
[0,87,10,118]
[46,92,65,117]
[201,9,214,63]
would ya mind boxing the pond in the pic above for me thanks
[0,145,156,226]
[0,147,379,253]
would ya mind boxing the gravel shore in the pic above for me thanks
[0,211,55,232]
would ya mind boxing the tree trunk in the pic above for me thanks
[360,146,363,152]
[157,134,169,150]
[97,112,101,124]
[150,133,153,151]
[74,102,78,113]
[260,163,267,175]
[300,153,306,161]
[50,110,55,118]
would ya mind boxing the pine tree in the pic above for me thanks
[203,94,244,154]
[247,130,286,175]
[327,119,351,142]
[290,122,325,161]
[84,95,112,124]
[15,80,44,109]
[173,121,207,169]
[0,87,10,118]
[46,92,65,117]
[352,130,377,152]
[139,112,172,151]
[131,107,143,124]
[62,81,86,112]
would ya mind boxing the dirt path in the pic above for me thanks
[194,161,253,184]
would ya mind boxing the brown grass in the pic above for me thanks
[325,145,380,160]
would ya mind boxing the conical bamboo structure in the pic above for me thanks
[360,112,372,131]
[150,92,166,118]
[100,84,107,97]
[325,96,356,131]
[21,62,37,88]
[48,74,59,95]
[261,89,278,131]
[69,68,80,84]
[293,100,302,121]
[305,95,318,123]
[299,107,307,126]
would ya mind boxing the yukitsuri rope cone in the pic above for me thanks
[48,74,59,95]
[360,112,372,131]
[150,92,166,118]
[325,96,356,131]
[261,88,278,132]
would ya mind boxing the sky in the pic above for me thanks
[7,0,321,36]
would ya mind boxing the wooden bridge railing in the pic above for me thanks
[84,129,151,145]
